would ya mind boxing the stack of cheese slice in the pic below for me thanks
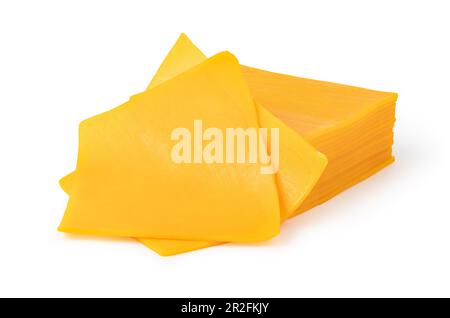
[58,34,397,256]
[242,66,397,217]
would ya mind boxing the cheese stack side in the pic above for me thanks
[241,66,397,217]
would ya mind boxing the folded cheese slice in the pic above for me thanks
[59,52,283,242]
[59,34,328,253]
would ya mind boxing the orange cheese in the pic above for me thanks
[59,34,396,256]
[59,36,328,246]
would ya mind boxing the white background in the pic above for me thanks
[1,0,449,297]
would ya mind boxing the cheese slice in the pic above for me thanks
[59,52,282,242]
[59,34,328,254]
